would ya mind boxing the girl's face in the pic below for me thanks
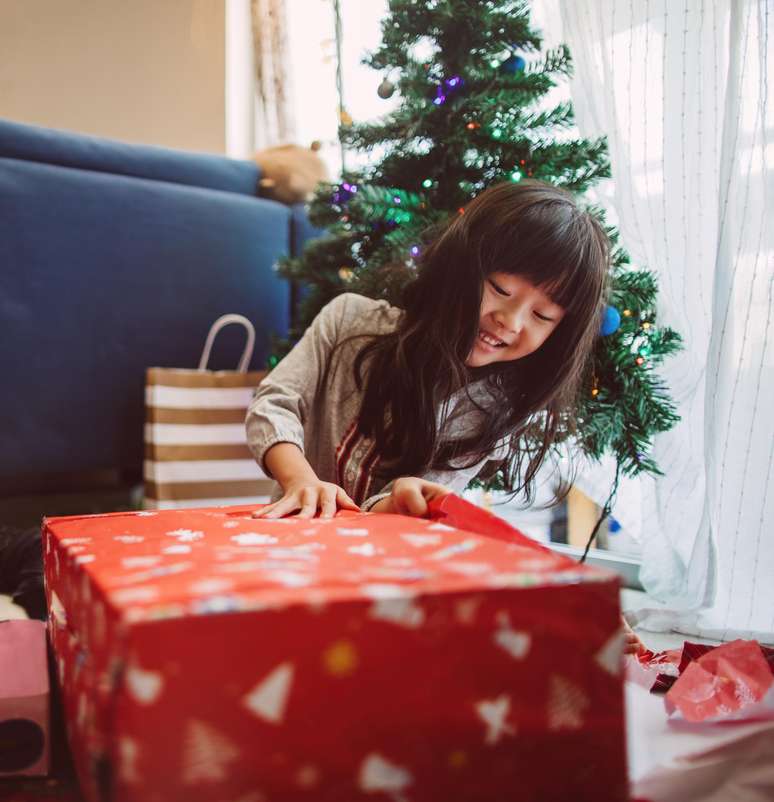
[465,272,566,367]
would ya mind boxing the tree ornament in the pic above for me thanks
[377,79,395,99]
[331,182,358,205]
[500,54,526,74]
[432,75,464,106]
[338,267,354,282]
[599,305,621,336]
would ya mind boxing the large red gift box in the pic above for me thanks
[43,494,627,802]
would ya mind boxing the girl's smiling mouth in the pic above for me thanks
[477,328,508,349]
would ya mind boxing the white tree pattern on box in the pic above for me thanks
[547,675,589,731]
[243,662,294,724]
[181,719,241,784]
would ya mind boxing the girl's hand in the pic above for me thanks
[622,615,646,655]
[371,477,453,518]
[252,480,360,519]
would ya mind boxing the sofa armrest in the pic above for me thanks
[0,117,260,196]
[0,156,289,483]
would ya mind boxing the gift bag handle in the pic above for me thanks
[198,314,256,373]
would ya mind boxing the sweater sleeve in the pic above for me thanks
[245,294,349,477]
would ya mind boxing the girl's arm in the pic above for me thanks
[246,295,359,517]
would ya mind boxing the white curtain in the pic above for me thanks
[542,0,772,641]
[251,0,295,147]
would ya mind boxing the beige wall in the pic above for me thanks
[0,0,226,153]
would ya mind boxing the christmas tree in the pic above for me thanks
[273,0,681,535]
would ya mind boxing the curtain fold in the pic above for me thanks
[251,0,295,147]
[546,0,772,641]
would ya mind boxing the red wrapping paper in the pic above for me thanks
[665,640,774,722]
[43,495,627,802]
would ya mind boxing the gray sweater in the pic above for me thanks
[246,293,505,511]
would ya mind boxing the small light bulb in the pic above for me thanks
[422,179,433,188]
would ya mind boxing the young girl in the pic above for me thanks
[246,180,609,522]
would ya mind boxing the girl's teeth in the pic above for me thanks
[479,331,504,347]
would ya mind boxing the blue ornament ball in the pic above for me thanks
[500,54,526,74]
[599,305,621,336]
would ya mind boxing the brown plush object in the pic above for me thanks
[254,142,328,204]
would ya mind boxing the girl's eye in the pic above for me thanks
[534,311,554,322]
[488,280,509,296]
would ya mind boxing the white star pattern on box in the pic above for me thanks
[359,753,413,794]
[347,543,381,557]
[125,663,164,704]
[166,529,204,542]
[445,561,492,576]
[336,527,369,537]
[271,571,313,588]
[369,597,425,629]
[595,629,626,676]
[243,662,294,724]
[266,548,318,561]
[110,586,159,605]
[230,533,279,545]
[427,522,455,531]
[400,533,442,548]
[114,535,145,544]
[75,554,96,564]
[547,675,589,731]
[429,540,479,561]
[135,511,157,517]
[117,562,194,585]
[189,578,235,596]
[475,694,516,745]
[362,584,425,629]
[222,520,240,528]
[181,719,241,784]
[121,556,162,570]
[162,544,192,555]
[494,612,531,660]
[61,537,93,545]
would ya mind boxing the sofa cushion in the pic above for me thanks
[0,117,259,196]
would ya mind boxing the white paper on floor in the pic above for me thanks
[626,683,774,801]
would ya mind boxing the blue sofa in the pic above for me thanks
[0,118,320,492]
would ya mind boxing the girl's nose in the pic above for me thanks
[495,309,524,335]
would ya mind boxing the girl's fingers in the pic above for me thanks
[395,483,428,517]
[335,488,361,511]
[319,488,337,519]
[261,494,301,519]
[296,487,319,519]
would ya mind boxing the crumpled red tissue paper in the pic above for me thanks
[628,639,774,723]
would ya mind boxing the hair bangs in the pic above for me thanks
[477,199,607,317]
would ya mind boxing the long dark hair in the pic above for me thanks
[347,180,610,501]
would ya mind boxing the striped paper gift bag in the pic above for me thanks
[143,314,275,509]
